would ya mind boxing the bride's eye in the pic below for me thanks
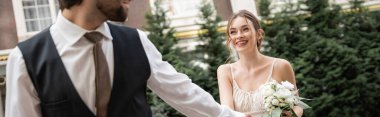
[243,27,249,32]
[230,30,237,35]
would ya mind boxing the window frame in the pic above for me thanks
[12,0,59,41]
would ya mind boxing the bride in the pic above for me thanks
[217,10,303,117]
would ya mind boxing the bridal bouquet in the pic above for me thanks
[262,80,310,117]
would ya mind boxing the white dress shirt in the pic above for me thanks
[5,13,244,117]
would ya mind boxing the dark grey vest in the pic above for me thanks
[18,23,152,117]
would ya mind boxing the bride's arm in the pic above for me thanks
[293,106,304,117]
[217,64,235,110]
[274,59,304,117]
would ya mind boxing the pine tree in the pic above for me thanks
[260,0,380,116]
[193,0,230,98]
[339,0,380,116]
[144,0,188,116]
[144,0,180,67]
[258,0,271,18]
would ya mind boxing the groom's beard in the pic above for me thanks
[99,6,128,22]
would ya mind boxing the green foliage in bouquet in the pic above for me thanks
[259,0,380,116]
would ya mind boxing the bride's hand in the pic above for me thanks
[244,112,253,117]
[281,110,292,117]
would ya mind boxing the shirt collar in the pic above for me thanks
[53,12,113,45]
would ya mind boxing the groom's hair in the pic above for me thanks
[58,0,83,10]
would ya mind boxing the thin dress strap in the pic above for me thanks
[229,64,236,80]
[266,58,277,82]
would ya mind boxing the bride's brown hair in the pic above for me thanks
[226,10,264,51]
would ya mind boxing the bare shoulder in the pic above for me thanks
[217,64,233,80]
[273,58,295,82]
[217,64,230,75]
[276,58,293,70]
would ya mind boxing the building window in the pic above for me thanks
[22,0,52,32]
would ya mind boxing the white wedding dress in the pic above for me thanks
[230,59,277,116]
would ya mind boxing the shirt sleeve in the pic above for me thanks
[5,47,42,117]
[137,30,244,117]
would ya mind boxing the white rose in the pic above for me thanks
[265,97,273,108]
[276,83,284,89]
[266,96,275,102]
[263,86,275,96]
[271,99,280,106]
[281,81,295,90]
[274,88,292,98]
[270,106,276,111]
[268,80,277,84]
[265,98,271,104]
[264,102,271,109]
[279,102,287,107]
[279,98,285,103]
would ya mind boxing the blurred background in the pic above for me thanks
[0,0,379,116]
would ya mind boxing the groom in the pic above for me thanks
[5,0,246,116]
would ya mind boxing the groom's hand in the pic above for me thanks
[244,112,253,117]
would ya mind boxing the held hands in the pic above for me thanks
[245,113,252,117]
[281,110,293,117]
[244,112,253,117]
[244,111,294,117]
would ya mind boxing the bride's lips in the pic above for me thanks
[235,40,248,47]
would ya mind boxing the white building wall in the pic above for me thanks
[230,0,258,16]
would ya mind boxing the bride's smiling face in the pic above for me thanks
[228,16,258,53]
